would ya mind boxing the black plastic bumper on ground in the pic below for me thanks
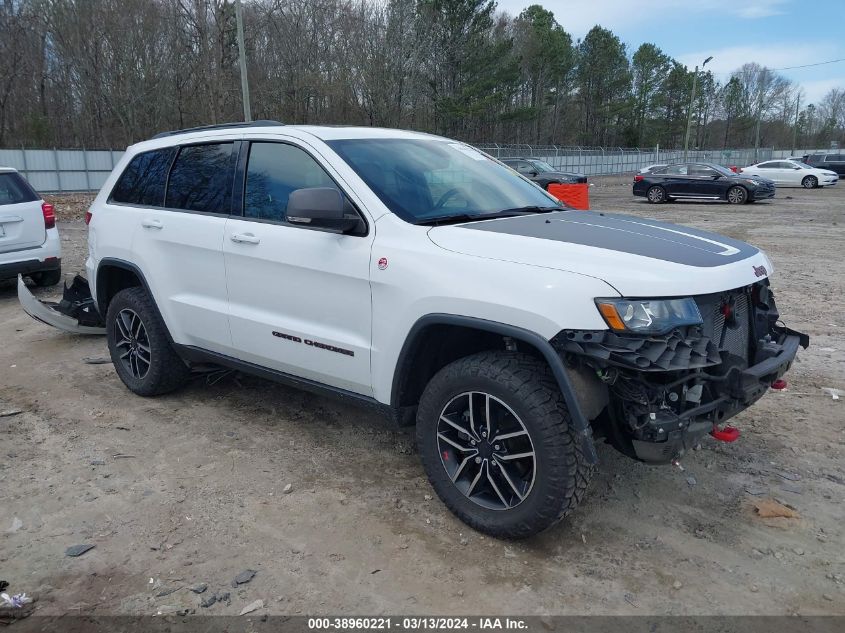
[0,258,61,280]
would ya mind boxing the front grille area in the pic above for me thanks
[696,290,751,364]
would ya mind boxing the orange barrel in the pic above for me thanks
[547,183,589,210]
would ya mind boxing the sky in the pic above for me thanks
[494,0,845,105]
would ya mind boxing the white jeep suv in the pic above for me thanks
[1,167,62,286]
[26,121,807,538]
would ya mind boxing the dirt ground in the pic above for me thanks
[1,179,843,617]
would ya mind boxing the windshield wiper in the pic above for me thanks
[414,206,560,226]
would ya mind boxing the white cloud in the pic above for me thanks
[800,78,845,105]
[494,0,792,36]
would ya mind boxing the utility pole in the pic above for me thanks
[754,88,763,162]
[683,56,712,163]
[235,0,251,122]
[791,92,801,155]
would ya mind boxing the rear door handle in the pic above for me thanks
[230,233,260,245]
[141,219,163,229]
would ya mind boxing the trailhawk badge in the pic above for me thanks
[753,265,768,278]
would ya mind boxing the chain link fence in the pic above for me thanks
[0,144,828,192]
[471,144,796,176]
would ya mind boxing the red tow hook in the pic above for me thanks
[771,379,788,391]
[710,425,741,442]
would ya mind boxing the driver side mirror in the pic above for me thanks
[793,166,801,170]
[286,188,359,233]
[527,171,538,177]
[712,174,722,179]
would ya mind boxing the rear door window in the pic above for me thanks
[165,143,236,213]
[0,172,38,205]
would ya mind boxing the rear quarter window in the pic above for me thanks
[0,172,39,205]
[165,143,236,213]
[110,147,176,206]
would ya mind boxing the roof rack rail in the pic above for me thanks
[151,120,284,140]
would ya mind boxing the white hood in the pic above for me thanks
[428,211,774,297]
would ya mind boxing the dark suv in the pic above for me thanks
[805,153,845,175]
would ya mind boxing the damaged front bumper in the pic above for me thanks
[554,282,809,464]
[18,274,105,335]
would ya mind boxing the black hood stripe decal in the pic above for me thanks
[461,211,758,267]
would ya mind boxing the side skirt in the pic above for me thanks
[174,344,398,423]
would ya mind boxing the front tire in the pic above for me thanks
[106,287,190,396]
[727,186,748,204]
[646,185,667,203]
[416,352,592,539]
[802,175,818,189]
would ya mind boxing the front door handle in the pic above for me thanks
[230,233,260,245]
[141,219,163,229]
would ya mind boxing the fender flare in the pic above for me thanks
[391,314,599,464]
[95,258,154,313]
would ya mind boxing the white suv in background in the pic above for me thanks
[21,122,807,538]
[0,167,62,286]
[741,159,838,188]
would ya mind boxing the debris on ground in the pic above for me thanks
[821,387,842,400]
[1,593,31,608]
[200,593,217,608]
[64,544,95,557]
[239,598,264,615]
[753,499,800,519]
[0,409,23,418]
[232,570,257,587]
[190,583,208,594]
[82,356,111,365]
[155,586,181,598]
[6,518,22,533]
[282,484,293,494]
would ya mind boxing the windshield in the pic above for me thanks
[326,138,561,223]
[530,160,555,172]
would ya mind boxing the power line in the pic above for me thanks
[770,57,845,71]
[703,57,845,77]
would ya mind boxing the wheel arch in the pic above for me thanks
[726,183,749,200]
[390,314,599,464]
[95,258,152,316]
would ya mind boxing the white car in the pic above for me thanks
[19,122,807,538]
[740,159,838,188]
[0,167,62,285]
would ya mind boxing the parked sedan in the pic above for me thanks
[500,158,587,188]
[740,159,838,188]
[633,162,775,204]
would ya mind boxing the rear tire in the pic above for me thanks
[416,351,593,539]
[106,287,190,396]
[727,186,748,204]
[646,186,667,203]
[802,175,818,189]
[32,269,62,287]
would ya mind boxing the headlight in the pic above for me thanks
[595,297,702,334]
